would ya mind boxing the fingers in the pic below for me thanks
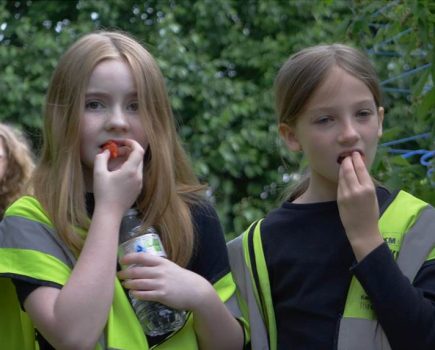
[339,152,371,187]
[351,152,372,185]
[115,140,145,179]
[118,253,164,276]
[94,139,144,172]
[339,155,357,188]
[121,277,160,293]
[117,264,158,281]
[117,254,171,301]
[123,139,145,165]
[93,149,110,172]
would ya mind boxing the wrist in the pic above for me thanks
[189,277,216,315]
[93,201,125,220]
[350,234,384,262]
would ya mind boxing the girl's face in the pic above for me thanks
[80,59,148,187]
[280,66,384,195]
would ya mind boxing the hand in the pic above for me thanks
[117,253,215,312]
[93,139,144,215]
[337,152,383,260]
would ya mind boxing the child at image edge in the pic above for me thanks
[228,44,435,350]
[0,31,245,349]
[0,123,34,219]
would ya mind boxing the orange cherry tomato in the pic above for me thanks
[102,141,118,159]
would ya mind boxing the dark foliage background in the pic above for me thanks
[1,0,433,238]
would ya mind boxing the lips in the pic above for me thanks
[102,140,119,159]
[337,150,364,164]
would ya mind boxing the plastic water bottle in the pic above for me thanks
[118,209,187,336]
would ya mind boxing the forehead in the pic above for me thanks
[302,66,375,112]
[87,59,136,91]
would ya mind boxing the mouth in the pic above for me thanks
[101,140,120,159]
[337,150,364,164]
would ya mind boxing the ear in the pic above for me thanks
[279,123,301,152]
[377,107,384,138]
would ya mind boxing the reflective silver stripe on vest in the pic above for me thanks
[225,293,243,319]
[396,206,435,281]
[337,205,435,350]
[0,215,76,268]
[228,235,270,350]
[337,318,391,350]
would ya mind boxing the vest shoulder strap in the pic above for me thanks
[391,191,435,281]
[244,219,277,350]
[228,220,270,350]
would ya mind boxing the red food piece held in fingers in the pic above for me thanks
[102,141,119,159]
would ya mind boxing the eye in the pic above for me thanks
[315,115,333,124]
[357,109,373,118]
[85,100,104,110]
[127,101,139,112]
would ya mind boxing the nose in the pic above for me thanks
[337,119,359,145]
[105,107,129,133]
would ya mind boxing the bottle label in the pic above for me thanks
[119,233,166,258]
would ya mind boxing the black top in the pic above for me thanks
[13,195,229,349]
[261,187,435,350]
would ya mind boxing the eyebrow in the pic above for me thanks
[306,99,376,113]
[84,91,138,99]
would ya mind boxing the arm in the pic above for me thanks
[339,152,435,349]
[352,245,435,349]
[189,275,245,350]
[23,140,144,350]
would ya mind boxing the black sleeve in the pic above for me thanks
[187,200,230,284]
[352,243,435,350]
[12,277,62,310]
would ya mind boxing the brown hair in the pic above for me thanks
[275,44,382,199]
[33,31,204,266]
[0,123,34,218]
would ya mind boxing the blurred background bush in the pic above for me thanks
[1,0,433,238]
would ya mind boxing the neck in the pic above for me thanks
[293,174,338,204]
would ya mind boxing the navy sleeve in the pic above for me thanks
[187,200,230,284]
[352,243,435,350]
[12,277,62,310]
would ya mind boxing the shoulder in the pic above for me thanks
[379,188,432,215]
[189,198,222,234]
[261,200,304,233]
[0,198,73,285]
[189,199,225,248]
[186,199,229,282]
[190,198,219,220]
[4,196,52,227]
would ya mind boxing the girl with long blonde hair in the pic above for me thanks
[0,31,244,350]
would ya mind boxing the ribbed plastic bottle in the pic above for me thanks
[118,208,187,336]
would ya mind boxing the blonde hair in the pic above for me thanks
[33,31,204,266]
[0,123,34,218]
[275,44,382,200]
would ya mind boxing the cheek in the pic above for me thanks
[132,121,149,148]
[302,133,327,152]
[138,133,149,149]
[365,139,380,168]
[79,129,89,154]
[79,125,96,166]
